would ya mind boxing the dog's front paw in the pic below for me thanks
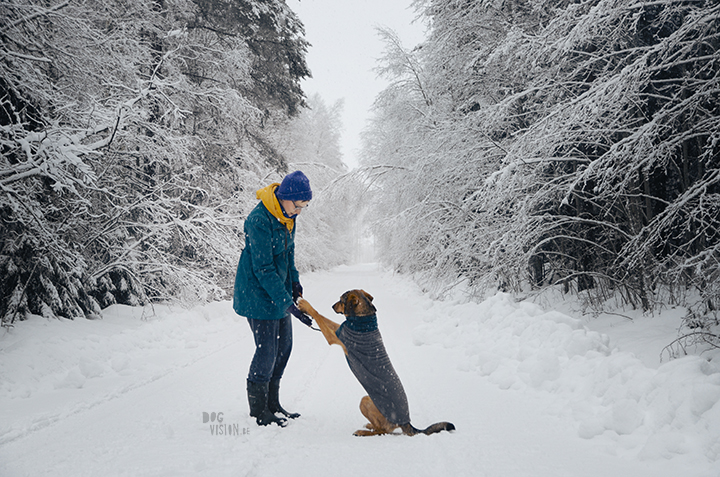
[296,298,312,314]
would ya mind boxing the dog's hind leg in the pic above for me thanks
[353,396,399,436]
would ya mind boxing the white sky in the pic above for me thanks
[288,0,426,169]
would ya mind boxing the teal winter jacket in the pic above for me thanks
[233,200,299,320]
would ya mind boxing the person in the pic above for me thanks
[233,171,314,427]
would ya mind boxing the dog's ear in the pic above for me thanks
[360,290,374,302]
[360,289,377,314]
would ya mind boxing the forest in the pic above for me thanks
[0,0,352,327]
[361,0,719,349]
[2,0,719,351]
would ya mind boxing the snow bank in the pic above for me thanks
[413,292,720,463]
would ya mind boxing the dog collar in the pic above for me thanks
[342,314,378,332]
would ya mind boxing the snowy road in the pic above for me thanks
[1,263,717,476]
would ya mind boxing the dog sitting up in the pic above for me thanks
[297,289,455,436]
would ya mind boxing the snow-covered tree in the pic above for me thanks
[1,0,311,325]
[363,0,719,345]
[269,94,359,271]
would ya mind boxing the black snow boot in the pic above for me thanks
[268,378,300,419]
[247,380,287,427]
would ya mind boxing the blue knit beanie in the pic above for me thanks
[276,171,312,201]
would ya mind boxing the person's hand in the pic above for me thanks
[288,303,312,327]
[292,282,303,302]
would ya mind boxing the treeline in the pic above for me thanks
[361,0,719,340]
[0,0,349,325]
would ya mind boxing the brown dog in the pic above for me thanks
[297,290,455,436]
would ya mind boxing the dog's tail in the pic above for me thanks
[402,422,456,436]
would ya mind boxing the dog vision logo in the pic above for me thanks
[202,412,249,436]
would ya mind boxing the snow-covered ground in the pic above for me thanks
[1,263,719,476]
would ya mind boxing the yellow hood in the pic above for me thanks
[256,183,294,232]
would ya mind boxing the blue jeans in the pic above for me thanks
[247,315,293,383]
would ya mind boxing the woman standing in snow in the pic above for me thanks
[233,171,313,427]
